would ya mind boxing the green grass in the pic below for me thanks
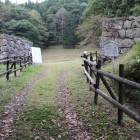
[8,63,68,140]
[0,64,44,113]
[42,44,98,63]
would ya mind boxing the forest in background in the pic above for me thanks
[0,0,139,48]
[0,0,88,48]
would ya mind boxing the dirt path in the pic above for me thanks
[0,66,48,140]
[56,70,91,140]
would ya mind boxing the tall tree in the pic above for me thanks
[62,11,80,47]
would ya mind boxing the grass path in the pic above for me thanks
[0,66,48,140]
[0,45,139,139]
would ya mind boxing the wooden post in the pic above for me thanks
[30,54,33,65]
[118,64,124,124]
[28,55,30,66]
[90,52,93,90]
[20,57,22,72]
[83,52,89,83]
[24,55,26,68]
[6,57,9,81]
[14,56,16,77]
[94,60,101,105]
[96,51,98,64]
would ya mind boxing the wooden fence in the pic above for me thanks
[81,52,140,124]
[0,55,32,81]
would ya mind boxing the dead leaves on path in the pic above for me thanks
[57,70,91,140]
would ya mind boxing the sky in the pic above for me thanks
[1,0,45,4]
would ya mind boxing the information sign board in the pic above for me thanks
[31,47,42,64]
[104,41,119,57]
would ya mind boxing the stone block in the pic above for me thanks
[119,39,134,48]
[135,28,140,38]
[102,31,112,37]
[1,46,7,52]
[118,29,126,38]
[132,21,140,28]
[124,20,132,29]
[0,39,8,46]
[114,20,123,29]
[134,16,140,23]
[9,41,15,47]
[103,19,115,29]
[126,28,140,39]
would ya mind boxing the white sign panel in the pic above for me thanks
[31,47,42,64]
[104,41,119,57]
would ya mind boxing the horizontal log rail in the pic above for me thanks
[0,70,12,77]
[0,59,12,64]
[82,58,96,67]
[83,66,97,87]
[82,51,140,125]
[0,55,32,80]
[92,67,140,90]
[90,85,140,124]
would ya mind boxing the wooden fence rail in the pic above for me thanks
[0,55,32,81]
[81,51,140,125]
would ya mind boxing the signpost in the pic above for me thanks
[104,41,119,72]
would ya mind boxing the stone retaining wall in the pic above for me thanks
[0,34,33,59]
[100,16,140,55]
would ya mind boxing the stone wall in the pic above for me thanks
[0,34,33,59]
[100,16,140,55]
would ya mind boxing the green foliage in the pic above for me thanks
[126,42,140,83]
[131,4,140,16]
[62,12,80,48]
[8,7,30,21]
[0,19,5,33]
[5,19,46,47]
[77,15,102,46]
[28,9,42,23]
[23,0,85,46]
[83,0,137,19]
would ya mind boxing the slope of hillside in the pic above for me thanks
[103,41,140,107]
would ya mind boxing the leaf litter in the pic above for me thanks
[56,70,91,140]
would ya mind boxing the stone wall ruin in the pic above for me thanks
[0,34,33,60]
[100,16,140,55]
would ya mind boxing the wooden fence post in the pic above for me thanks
[83,52,89,83]
[28,55,30,66]
[94,60,101,105]
[24,55,26,68]
[90,52,93,90]
[20,57,22,72]
[30,54,33,65]
[118,64,124,124]
[96,51,98,64]
[6,57,9,81]
[14,56,16,77]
